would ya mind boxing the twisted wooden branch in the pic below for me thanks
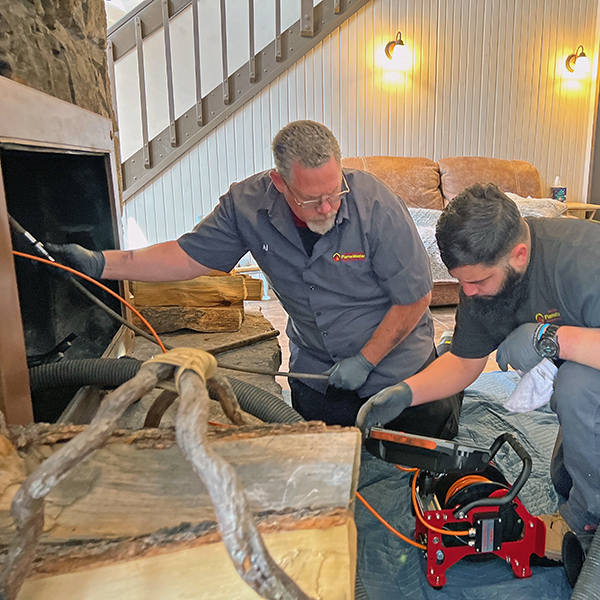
[176,370,314,599]
[144,373,245,428]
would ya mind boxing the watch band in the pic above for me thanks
[534,323,561,359]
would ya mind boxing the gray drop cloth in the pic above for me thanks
[356,371,572,599]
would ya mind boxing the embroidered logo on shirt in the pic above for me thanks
[535,309,561,323]
[262,244,269,252]
[333,252,366,262]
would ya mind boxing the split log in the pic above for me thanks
[131,276,247,308]
[240,274,265,301]
[0,374,360,600]
[132,306,244,333]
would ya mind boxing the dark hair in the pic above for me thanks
[272,120,341,181]
[435,183,527,270]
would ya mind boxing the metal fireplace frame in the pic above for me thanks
[0,77,130,425]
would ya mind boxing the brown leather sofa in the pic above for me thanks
[341,156,544,305]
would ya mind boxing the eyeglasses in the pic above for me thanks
[284,175,350,209]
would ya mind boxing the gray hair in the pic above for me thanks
[272,120,341,182]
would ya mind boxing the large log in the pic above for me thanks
[1,422,361,600]
[131,276,248,308]
[132,306,244,333]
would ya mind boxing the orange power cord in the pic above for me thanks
[13,250,236,428]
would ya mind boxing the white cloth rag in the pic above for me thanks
[504,358,558,413]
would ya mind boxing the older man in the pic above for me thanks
[49,120,462,435]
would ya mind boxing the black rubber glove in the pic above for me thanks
[356,382,413,433]
[45,243,106,279]
[496,323,543,373]
[324,352,375,390]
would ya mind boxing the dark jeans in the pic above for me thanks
[290,349,464,440]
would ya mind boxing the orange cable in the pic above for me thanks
[13,251,167,353]
[14,252,240,430]
[445,475,491,506]
[411,469,471,536]
[395,464,419,472]
[356,491,426,550]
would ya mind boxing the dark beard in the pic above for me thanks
[467,265,529,320]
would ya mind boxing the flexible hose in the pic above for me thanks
[572,528,600,600]
[28,358,302,425]
[226,377,303,424]
[29,358,142,391]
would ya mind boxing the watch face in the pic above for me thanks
[538,338,558,358]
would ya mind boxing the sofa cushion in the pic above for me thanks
[438,157,543,204]
[341,156,444,210]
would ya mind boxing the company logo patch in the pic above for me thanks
[535,309,561,323]
[333,252,366,262]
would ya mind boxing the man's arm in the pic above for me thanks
[360,292,432,366]
[556,326,600,370]
[405,352,488,405]
[356,352,487,431]
[102,241,212,281]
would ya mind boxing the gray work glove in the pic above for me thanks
[324,352,375,391]
[356,382,413,432]
[496,323,543,373]
[45,243,106,279]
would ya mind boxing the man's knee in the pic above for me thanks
[551,361,600,416]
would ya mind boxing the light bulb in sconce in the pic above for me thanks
[566,45,590,75]
[385,32,411,68]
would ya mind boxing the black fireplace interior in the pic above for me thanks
[2,144,122,422]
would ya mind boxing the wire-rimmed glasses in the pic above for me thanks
[285,175,350,209]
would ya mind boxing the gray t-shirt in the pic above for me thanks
[178,168,434,396]
[452,217,600,359]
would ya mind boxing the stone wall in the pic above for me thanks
[0,0,111,119]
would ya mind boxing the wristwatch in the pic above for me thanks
[535,324,561,359]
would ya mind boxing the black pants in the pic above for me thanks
[290,349,463,440]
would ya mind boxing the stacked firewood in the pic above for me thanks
[130,272,264,334]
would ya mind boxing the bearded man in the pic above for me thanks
[357,182,600,561]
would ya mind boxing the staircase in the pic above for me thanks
[107,0,371,201]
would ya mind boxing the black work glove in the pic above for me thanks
[496,323,543,373]
[356,381,413,433]
[324,352,375,390]
[45,243,106,279]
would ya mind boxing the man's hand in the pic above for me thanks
[356,382,413,432]
[325,353,375,390]
[496,323,543,372]
[45,243,106,279]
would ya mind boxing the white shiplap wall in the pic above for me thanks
[123,0,600,248]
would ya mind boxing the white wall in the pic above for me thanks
[122,0,600,248]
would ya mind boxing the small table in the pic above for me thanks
[565,202,600,220]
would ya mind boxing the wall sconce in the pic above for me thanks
[385,32,410,67]
[566,45,590,75]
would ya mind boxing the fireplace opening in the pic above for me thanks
[2,144,123,422]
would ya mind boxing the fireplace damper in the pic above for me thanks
[0,77,128,425]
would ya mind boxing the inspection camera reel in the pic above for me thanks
[365,429,546,588]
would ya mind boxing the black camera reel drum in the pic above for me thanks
[365,429,547,588]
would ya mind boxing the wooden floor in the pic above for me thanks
[246,296,500,392]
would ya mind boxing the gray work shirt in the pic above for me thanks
[178,168,434,396]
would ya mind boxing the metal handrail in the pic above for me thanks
[106,0,371,200]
